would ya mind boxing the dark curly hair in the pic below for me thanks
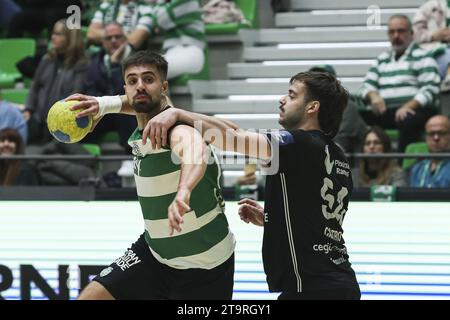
[290,71,349,138]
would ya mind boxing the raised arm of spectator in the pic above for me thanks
[413,1,436,43]
[87,3,109,44]
[128,5,157,49]
[413,0,450,43]
[87,22,104,45]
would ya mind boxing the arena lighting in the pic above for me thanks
[1,201,450,300]
[310,8,418,15]
[245,78,289,83]
[277,42,390,49]
[227,95,279,101]
[223,170,256,177]
[213,114,278,120]
[294,26,387,31]
[262,60,375,66]
[243,78,365,83]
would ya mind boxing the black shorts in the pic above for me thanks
[93,233,235,300]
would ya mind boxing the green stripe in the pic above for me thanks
[378,54,433,65]
[139,168,221,220]
[139,192,177,220]
[416,66,439,74]
[145,213,229,259]
[166,4,177,27]
[129,127,145,142]
[180,27,206,40]
[379,83,421,90]
[365,79,379,88]
[379,69,416,77]
[135,152,180,177]
[418,81,440,88]
[165,29,206,42]
[379,67,438,78]
[173,12,202,26]
[368,66,380,75]
[190,178,222,218]
[138,180,218,220]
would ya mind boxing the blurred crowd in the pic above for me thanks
[1,0,450,191]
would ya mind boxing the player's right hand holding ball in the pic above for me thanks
[65,94,107,132]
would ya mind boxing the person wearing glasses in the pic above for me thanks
[360,15,440,153]
[82,22,136,178]
[410,115,450,188]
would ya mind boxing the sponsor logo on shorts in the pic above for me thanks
[114,249,142,271]
[100,267,113,277]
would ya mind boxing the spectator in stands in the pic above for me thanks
[0,95,28,143]
[128,0,206,79]
[361,15,440,153]
[413,0,450,90]
[353,127,407,188]
[410,115,450,188]
[309,65,368,153]
[35,140,96,186]
[83,22,136,177]
[0,128,40,186]
[7,0,82,38]
[87,0,154,45]
[25,19,89,144]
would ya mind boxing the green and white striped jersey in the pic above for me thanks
[92,0,155,34]
[361,42,440,108]
[136,0,206,52]
[128,128,235,269]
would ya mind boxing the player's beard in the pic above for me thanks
[132,95,162,114]
[279,105,305,130]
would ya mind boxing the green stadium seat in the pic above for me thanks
[402,142,428,170]
[0,38,36,88]
[83,143,102,156]
[83,143,102,175]
[205,0,257,35]
[100,131,120,144]
[0,88,28,104]
[386,129,399,143]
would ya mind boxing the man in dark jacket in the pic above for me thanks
[82,22,136,176]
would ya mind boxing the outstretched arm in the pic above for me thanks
[66,94,271,160]
[143,108,272,160]
[167,124,209,235]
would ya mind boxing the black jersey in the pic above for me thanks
[262,129,359,293]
